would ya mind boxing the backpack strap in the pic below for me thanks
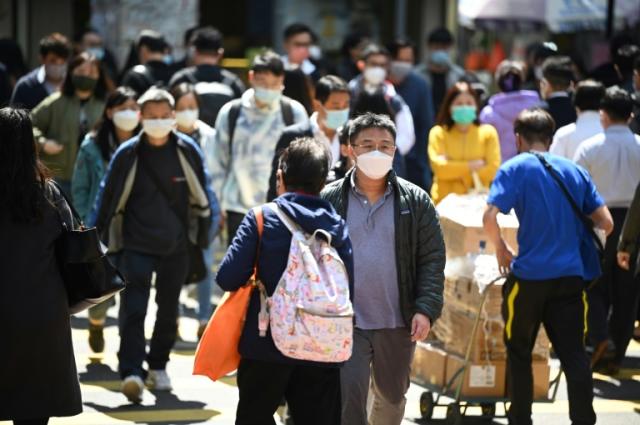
[227,99,243,157]
[280,97,294,126]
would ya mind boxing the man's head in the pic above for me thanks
[78,28,106,61]
[190,27,224,65]
[573,80,605,114]
[426,28,454,71]
[39,33,72,82]
[614,44,640,83]
[313,75,350,131]
[283,23,314,65]
[357,43,390,87]
[600,86,634,128]
[137,87,176,144]
[136,30,169,64]
[276,137,330,196]
[495,60,524,93]
[348,112,397,180]
[513,108,556,153]
[387,38,415,84]
[249,50,285,107]
[540,56,574,99]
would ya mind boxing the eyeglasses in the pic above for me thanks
[352,142,396,155]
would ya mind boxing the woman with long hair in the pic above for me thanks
[71,86,139,352]
[428,81,501,203]
[31,51,108,196]
[0,107,82,424]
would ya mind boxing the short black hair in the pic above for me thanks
[39,33,71,59]
[513,108,556,146]
[169,82,201,108]
[278,137,330,195]
[573,80,605,112]
[136,29,169,53]
[614,44,640,77]
[251,50,284,76]
[387,38,415,59]
[348,112,396,144]
[360,43,390,62]
[190,27,223,53]
[283,23,313,41]
[337,121,351,146]
[137,86,175,111]
[315,75,349,104]
[542,56,574,90]
[427,28,454,46]
[600,86,634,122]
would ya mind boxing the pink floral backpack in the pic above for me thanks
[257,203,353,362]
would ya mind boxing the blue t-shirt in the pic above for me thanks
[487,152,604,281]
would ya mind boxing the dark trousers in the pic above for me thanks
[502,275,595,425]
[13,420,48,425]
[226,211,246,246]
[587,207,640,363]
[235,358,341,425]
[118,249,189,379]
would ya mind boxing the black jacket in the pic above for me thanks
[321,169,446,326]
[543,95,577,131]
[169,64,245,98]
[267,121,313,201]
[120,60,174,95]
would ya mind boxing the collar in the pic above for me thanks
[576,110,600,125]
[349,169,393,197]
[36,66,46,84]
[605,124,633,134]
[548,91,569,99]
[281,56,316,75]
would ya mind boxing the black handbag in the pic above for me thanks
[52,182,126,314]
[138,152,207,285]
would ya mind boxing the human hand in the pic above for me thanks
[469,159,486,172]
[43,139,64,155]
[496,242,514,276]
[617,251,631,270]
[411,313,431,342]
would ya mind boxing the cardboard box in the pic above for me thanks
[410,342,448,388]
[437,194,519,258]
[445,354,506,398]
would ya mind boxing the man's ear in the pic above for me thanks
[357,60,365,72]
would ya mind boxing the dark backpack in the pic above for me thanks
[227,97,294,155]
[185,72,236,127]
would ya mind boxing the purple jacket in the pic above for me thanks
[480,90,541,162]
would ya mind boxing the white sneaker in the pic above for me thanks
[146,369,173,391]
[121,375,144,403]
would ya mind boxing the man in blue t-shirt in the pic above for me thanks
[483,108,613,425]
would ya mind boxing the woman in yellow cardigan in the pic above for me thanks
[428,82,501,203]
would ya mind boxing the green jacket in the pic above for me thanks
[31,92,104,181]
[71,134,107,222]
[321,169,446,326]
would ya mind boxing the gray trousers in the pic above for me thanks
[341,328,416,425]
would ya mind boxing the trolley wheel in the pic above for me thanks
[446,403,462,425]
[419,391,435,420]
[480,402,496,420]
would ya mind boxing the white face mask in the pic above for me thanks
[356,150,393,179]
[112,109,139,132]
[175,108,199,129]
[364,66,387,86]
[143,118,175,139]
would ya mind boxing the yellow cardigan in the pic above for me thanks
[428,124,501,203]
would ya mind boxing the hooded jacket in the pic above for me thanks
[480,90,540,162]
[216,193,354,366]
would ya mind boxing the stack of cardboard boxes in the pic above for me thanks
[411,194,551,399]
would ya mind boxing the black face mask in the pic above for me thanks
[72,75,98,92]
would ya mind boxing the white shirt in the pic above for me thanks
[550,111,602,160]
[574,125,640,208]
[384,82,415,156]
[309,112,340,167]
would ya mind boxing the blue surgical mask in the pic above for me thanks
[324,107,349,130]
[163,54,173,65]
[430,50,450,67]
[87,47,105,61]
[254,86,282,105]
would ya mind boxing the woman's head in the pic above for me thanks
[95,86,139,162]
[169,83,201,131]
[495,60,524,93]
[436,81,480,128]
[62,51,108,100]
[0,107,49,221]
[277,137,330,196]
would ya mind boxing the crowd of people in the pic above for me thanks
[1,21,640,425]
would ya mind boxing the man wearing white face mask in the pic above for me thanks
[89,87,220,404]
[321,113,445,425]
[348,43,415,179]
[266,75,350,200]
[211,50,308,243]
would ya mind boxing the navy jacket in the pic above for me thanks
[10,67,50,110]
[543,95,577,132]
[217,193,354,366]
